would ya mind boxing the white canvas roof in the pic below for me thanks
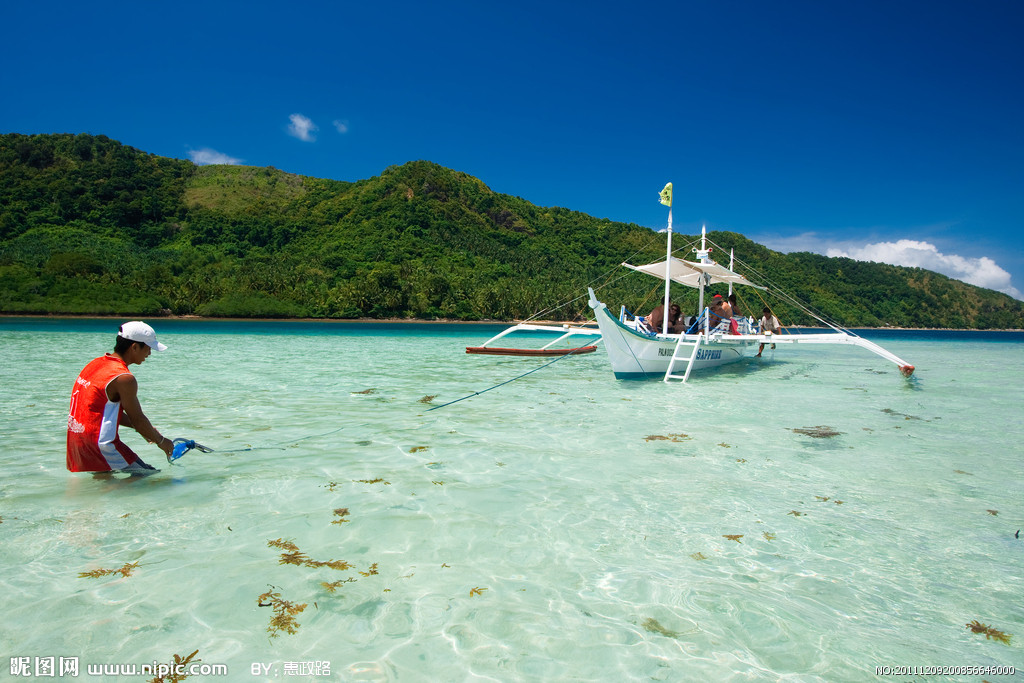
[623,257,766,290]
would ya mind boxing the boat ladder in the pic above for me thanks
[664,335,702,383]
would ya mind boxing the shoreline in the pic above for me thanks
[1,312,1022,332]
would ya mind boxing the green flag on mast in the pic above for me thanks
[659,182,673,207]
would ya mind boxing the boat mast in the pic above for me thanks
[659,183,673,334]
[695,224,711,312]
[728,248,735,298]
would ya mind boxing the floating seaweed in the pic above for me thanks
[354,478,391,485]
[258,588,307,638]
[644,433,690,442]
[352,388,376,395]
[791,426,843,438]
[432,480,444,486]
[966,620,1012,644]
[469,587,487,597]
[418,395,437,404]
[277,550,312,566]
[763,532,776,541]
[268,539,352,571]
[320,578,356,593]
[409,446,428,453]
[718,443,731,448]
[690,552,708,561]
[641,617,682,638]
[268,538,299,552]
[331,508,351,525]
[148,649,200,683]
[495,461,506,467]
[78,561,141,579]
[723,535,744,543]
[322,481,341,491]
[788,510,805,517]
[987,510,999,516]
[305,558,354,570]
[359,563,379,577]
[736,458,747,463]
[815,496,830,502]
[441,563,451,568]
[954,470,973,476]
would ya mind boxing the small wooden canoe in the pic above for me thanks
[465,345,598,356]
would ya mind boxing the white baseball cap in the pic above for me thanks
[118,321,168,351]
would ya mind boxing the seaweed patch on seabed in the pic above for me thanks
[882,408,933,422]
[791,426,843,438]
[354,477,391,485]
[644,433,691,442]
[640,617,695,639]
[966,620,1012,645]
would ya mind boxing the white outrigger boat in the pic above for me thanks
[588,184,915,382]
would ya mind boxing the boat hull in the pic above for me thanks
[590,296,756,379]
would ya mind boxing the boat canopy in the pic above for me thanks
[623,257,767,290]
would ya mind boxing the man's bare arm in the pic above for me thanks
[109,374,173,456]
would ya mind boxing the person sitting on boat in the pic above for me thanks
[647,302,683,334]
[728,293,741,317]
[756,307,781,356]
[709,295,740,335]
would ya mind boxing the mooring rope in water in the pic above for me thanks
[170,423,370,460]
[427,347,591,411]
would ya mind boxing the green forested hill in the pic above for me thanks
[1,132,1022,328]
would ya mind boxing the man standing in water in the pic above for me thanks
[67,321,174,473]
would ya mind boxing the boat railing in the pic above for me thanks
[686,308,759,336]
[619,305,658,336]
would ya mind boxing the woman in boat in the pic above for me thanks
[648,302,683,334]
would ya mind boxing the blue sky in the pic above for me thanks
[3,1,1022,299]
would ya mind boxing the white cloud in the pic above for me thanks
[188,148,242,165]
[827,239,1023,299]
[759,232,1022,300]
[332,119,349,134]
[287,113,318,141]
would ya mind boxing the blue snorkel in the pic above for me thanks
[168,438,213,464]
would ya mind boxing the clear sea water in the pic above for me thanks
[2,317,1022,682]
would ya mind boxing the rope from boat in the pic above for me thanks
[703,236,853,336]
[516,227,668,325]
[426,346,594,411]
[180,423,370,456]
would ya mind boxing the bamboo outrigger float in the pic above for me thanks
[465,322,601,356]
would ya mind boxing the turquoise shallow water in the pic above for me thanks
[1,318,1023,682]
